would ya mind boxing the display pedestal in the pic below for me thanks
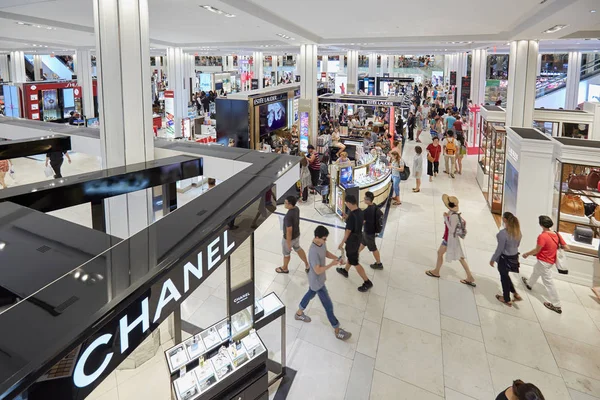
[505,127,555,261]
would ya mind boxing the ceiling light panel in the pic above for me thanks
[543,24,567,34]
[16,21,56,30]
[200,5,235,17]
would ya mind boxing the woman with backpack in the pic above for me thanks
[490,212,523,306]
[426,194,476,287]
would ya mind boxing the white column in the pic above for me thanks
[188,53,197,93]
[75,50,95,118]
[252,51,263,89]
[456,52,468,106]
[470,49,487,106]
[93,0,154,238]
[9,51,26,82]
[299,44,318,145]
[155,56,162,81]
[368,53,377,77]
[565,51,582,110]
[33,54,43,81]
[347,50,358,93]
[505,40,539,127]
[321,55,328,74]
[536,54,542,77]
[380,55,389,76]
[166,47,187,136]
[0,54,9,82]
[444,54,450,81]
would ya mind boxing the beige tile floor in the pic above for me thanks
[13,140,600,399]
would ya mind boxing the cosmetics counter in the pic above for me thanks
[166,292,285,400]
[329,152,391,218]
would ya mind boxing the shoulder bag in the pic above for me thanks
[499,253,520,273]
[550,232,569,275]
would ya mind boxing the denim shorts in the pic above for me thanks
[441,239,448,246]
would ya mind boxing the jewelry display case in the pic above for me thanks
[486,126,507,214]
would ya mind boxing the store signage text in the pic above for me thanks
[72,229,236,389]
[508,147,519,164]
[365,100,394,106]
[253,94,287,106]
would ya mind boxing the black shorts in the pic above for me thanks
[345,235,361,266]
[361,232,377,252]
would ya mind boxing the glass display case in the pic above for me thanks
[478,120,504,190]
[563,123,590,139]
[487,126,507,214]
[553,161,600,257]
[533,120,558,137]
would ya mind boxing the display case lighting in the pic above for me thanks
[543,24,567,33]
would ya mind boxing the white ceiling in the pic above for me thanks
[0,0,597,54]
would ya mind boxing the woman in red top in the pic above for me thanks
[522,215,569,314]
[426,137,442,182]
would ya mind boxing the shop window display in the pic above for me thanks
[563,123,589,139]
[553,161,600,257]
[486,126,507,214]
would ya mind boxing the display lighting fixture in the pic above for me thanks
[590,10,596,13]
[31,44,49,48]
[543,24,567,33]
[0,242,5,251]
[200,5,235,17]
[16,21,56,30]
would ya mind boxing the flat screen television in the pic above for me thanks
[259,100,287,135]
[63,88,75,118]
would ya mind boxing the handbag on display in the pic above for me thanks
[595,205,600,222]
[574,225,594,244]
[568,173,588,190]
[560,194,585,216]
[587,169,600,190]
[584,202,597,217]
[559,221,577,234]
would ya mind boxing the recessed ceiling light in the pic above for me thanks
[543,24,567,33]
[591,10,597,13]
[200,5,235,17]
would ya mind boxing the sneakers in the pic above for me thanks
[336,267,349,278]
[336,328,352,341]
[358,280,373,292]
[295,312,312,322]
[450,174,455,179]
[370,262,384,270]
[521,277,532,291]
[544,302,562,314]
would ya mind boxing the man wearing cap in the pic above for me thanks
[425,194,476,287]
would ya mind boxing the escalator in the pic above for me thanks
[24,54,73,81]
[536,58,600,99]
[24,55,34,81]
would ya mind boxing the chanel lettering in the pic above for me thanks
[73,230,236,388]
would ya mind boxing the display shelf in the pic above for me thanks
[486,126,507,215]
[165,318,230,374]
[554,160,600,258]
[171,331,267,400]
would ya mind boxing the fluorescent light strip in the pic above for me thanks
[200,5,235,17]
[543,24,567,33]
[16,21,56,30]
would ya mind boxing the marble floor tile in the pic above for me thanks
[388,259,440,300]
[478,307,560,376]
[472,274,539,322]
[530,299,600,348]
[546,333,600,381]
[442,331,494,400]
[344,353,375,400]
[357,319,381,358]
[375,318,444,396]
[369,370,443,399]
[87,372,117,400]
[569,389,600,400]
[296,308,360,359]
[364,292,386,324]
[487,354,571,399]
[117,355,171,400]
[444,388,477,400]
[186,295,226,330]
[287,339,353,400]
[440,315,483,343]
[383,286,441,336]
[561,368,600,398]
[439,279,480,326]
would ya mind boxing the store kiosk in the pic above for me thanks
[533,107,596,139]
[329,154,391,218]
[215,84,300,150]
[0,143,299,400]
[476,105,505,195]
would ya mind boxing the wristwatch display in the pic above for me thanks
[210,349,233,380]
[201,326,221,350]
[195,362,217,392]
[227,343,250,368]
[216,320,230,341]
[185,335,206,359]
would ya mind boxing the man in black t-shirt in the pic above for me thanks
[360,191,383,270]
[337,195,373,292]
[276,196,309,274]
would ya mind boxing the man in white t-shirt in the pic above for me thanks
[442,130,457,178]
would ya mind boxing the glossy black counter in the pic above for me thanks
[0,135,71,160]
[0,143,298,400]
[0,155,202,213]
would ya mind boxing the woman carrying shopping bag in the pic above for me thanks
[490,212,523,306]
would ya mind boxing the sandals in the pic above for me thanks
[513,293,523,302]
[275,267,289,274]
[544,302,562,314]
[412,188,420,192]
[496,294,513,307]
[460,279,477,287]
[426,270,440,278]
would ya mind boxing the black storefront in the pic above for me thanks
[0,139,298,400]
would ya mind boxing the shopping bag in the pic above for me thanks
[44,165,54,178]
[555,248,569,274]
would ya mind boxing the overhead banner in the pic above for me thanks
[450,71,457,86]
